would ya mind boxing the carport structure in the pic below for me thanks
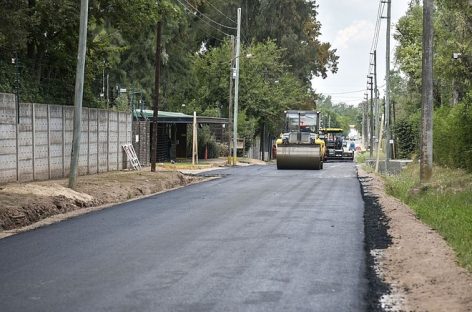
[132,109,228,165]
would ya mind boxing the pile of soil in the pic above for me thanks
[359,167,472,312]
[0,169,202,234]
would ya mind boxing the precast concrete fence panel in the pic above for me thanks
[0,93,132,184]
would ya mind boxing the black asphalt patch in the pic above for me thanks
[358,173,393,312]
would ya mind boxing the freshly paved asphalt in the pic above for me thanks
[0,162,367,312]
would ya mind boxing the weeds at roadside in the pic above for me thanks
[356,152,367,163]
[384,164,472,272]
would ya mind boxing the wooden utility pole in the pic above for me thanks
[151,13,162,172]
[420,0,434,184]
[373,50,379,151]
[68,0,89,189]
[363,94,368,149]
[368,75,374,158]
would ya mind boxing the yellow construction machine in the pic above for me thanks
[276,110,325,170]
[319,128,354,161]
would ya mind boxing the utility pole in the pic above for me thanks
[68,0,89,189]
[368,75,374,158]
[363,93,368,149]
[420,0,434,184]
[12,54,20,124]
[192,112,198,165]
[228,35,235,165]
[106,72,110,107]
[373,50,379,151]
[151,9,162,172]
[232,8,241,165]
[383,0,392,169]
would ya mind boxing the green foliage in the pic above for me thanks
[394,4,423,90]
[186,0,338,82]
[392,1,472,170]
[236,110,257,148]
[195,125,220,159]
[356,152,367,164]
[394,1,472,103]
[385,164,472,271]
[184,39,315,138]
[113,95,129,112]
[434,102,472,171]
[0,0,162,106]
[0,0,337,146]
[393,113,420,159]
[316,94,362,134]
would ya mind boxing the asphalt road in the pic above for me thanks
[0,162,367,312]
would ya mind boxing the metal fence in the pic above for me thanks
[0,93,132,184]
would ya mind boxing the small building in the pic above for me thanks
[132,109,228,165]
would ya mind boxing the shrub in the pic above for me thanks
[433,102,472,172]
[187,125,221,159]
[393,113,420,159]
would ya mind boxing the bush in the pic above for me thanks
[187,125,221,159]
[393,113,420,159]
[433,102,472,172]
[356,151,367,163]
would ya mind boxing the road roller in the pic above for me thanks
[276,110,324,170]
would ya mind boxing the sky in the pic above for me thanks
[312,0,411,106]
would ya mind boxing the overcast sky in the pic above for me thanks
[312,0,411,106]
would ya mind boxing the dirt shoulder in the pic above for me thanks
[0,168,209,238]
[359,166,472,312]
[0,158,266,238]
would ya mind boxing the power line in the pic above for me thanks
[321,89,366,95]
[330,95,369,99]
[206,0,236,24]
[180,0,237,30]
[175,0,233,37]
[178,4,228,42]
[366,1,386,76]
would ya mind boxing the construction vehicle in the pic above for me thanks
[276,110,325,170]
[319,128,354,161]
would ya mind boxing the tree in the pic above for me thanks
[316,94,362,134]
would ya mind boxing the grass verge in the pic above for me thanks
[384,164,472,272]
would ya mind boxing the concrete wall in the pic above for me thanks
[0,93,132,184]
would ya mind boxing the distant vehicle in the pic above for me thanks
[319,128,354,161]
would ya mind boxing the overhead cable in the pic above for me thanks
[206,0,237,24]
[175,0,233,37]
[181,0,237,30]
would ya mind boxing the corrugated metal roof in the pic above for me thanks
[133,109,228,124]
